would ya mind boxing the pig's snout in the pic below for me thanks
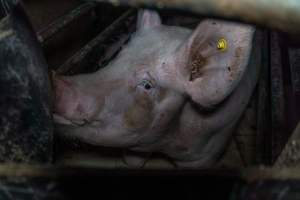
[52,75,80,122]
[52,73,104,126]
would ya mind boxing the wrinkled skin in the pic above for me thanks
[53,10,261,168]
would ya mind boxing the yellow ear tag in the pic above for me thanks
[217,38,227,52]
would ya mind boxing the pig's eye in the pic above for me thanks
[139,80,153,90]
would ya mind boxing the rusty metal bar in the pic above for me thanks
[87,0,300,34]
[37,2,96,43]
[56,8,136,75]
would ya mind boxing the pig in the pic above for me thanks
[53,9,261,168]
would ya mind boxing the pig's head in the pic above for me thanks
[53,10,254,150]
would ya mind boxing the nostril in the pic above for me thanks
[52,76,79,118]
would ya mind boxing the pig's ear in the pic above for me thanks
[137,9,161,31]
[175,19,254,108]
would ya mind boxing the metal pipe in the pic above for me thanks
[38,2,97,43]
[87,0,300,34]
[56,8,136,75]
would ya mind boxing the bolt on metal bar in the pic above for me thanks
[37,2,97,43]
[87,0,300,34]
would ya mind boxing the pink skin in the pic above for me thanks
[53,10,260,168]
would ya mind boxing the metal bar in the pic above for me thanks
[0,163,239,178]
[242,166,300,182]
[56,8,136,75]
[87,0,300,34]
[270,32,287,164]
[288,48,300,122]
[56,152,175,170]
[97,33,131,67]
[256,31,271,165]
[37,2,96,43]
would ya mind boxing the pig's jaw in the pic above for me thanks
[53,76,75,112]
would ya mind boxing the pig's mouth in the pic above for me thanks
[53,113,90,127]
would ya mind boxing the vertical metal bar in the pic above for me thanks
[256,30,271,165]
[273,36,300,165]
[279,35,299,143]
[288,48,300,123]
[269,32,287,163]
